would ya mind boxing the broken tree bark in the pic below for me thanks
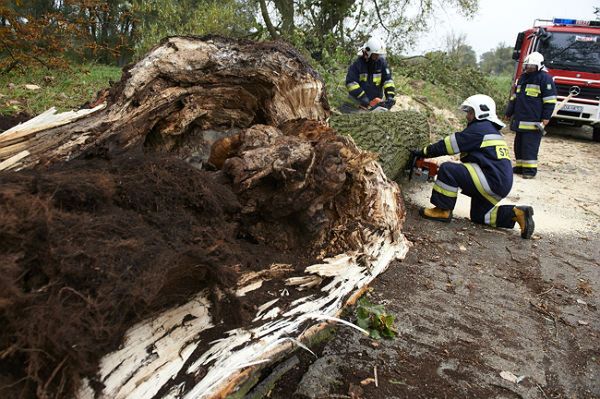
[0,35,329,170]
[0,36,411,399]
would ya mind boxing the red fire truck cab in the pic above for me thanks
[512,18,600,141]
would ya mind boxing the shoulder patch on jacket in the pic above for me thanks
[546,83,552,90]
[386,68,390,74]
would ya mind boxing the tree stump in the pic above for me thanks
[0,36,411,399]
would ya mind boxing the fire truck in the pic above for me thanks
[511,18,600,141]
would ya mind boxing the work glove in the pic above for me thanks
[359,96,370,108]
[411,148,425,158]
[383,98,396,109]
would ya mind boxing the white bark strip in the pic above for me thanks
[0,104,106,145]
[0,150,30,171]
[79,294,213,399]
[77,158,409,399]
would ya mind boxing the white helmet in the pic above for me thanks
[358,37,386,57]
[523,51,544,70]
[459,94,505,128]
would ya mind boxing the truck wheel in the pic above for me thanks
[594,126,600,142]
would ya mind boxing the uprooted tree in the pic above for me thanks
[0,36,416,399]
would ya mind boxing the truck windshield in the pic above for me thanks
[538,32,600,73]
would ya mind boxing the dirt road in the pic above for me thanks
[269,127,600,398]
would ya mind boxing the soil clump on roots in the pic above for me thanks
[0,154,316,398]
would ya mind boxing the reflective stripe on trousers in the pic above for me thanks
[463,163,503,205]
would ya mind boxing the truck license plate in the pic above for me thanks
[561,104,584,113]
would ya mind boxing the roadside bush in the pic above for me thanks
[395,52,508,110]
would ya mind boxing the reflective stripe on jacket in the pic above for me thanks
[505,70,557,130]
[423,119,513,198]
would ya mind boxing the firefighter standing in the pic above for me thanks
[344,37,396,111]
[505,52,557,178]
[414,94,535,239]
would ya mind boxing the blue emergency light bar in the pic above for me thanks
[553,18,577,25]
[553,18,600,27]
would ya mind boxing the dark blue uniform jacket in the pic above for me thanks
[345,57,395,102]
[423,120,513,199]
[505,70,557,131]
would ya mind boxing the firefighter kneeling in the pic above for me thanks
[413,94,535,239]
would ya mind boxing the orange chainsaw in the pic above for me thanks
[405,151,439,182]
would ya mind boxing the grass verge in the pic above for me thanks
[0,64,122,117]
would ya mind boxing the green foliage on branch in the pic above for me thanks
[133,0,261,57]
[395,52,508,112]
[355,297,397,340]
[262,0,479,56]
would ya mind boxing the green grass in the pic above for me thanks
[488,74,513,95]
[487,74,513,113]
[0,64,122,116]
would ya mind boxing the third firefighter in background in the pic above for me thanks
[505,51,557,179]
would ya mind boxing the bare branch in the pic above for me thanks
[349,0,365,34]
[258,0,280,39]
[373,0,390,33]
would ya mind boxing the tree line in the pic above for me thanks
[1,0,479,71]
[444,34,514,76]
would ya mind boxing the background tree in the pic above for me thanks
[445,32,477,68]
[0,0,80,72]
[479,43,514,75]
[132,0,260,58]
[1,0,480,70]
[60,0,137,65]
[259,0,479,57]
[1,0,260,69]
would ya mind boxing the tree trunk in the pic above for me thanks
[259,0,279,39]
[273,0,295,36]
[330,111,431,180]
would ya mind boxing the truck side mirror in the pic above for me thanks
[537,27,552,42]
[512,32,525,61]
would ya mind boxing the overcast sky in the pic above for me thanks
[408,0,599,58]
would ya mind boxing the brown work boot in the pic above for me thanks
[512,206,535,239]
[419,207,452,223]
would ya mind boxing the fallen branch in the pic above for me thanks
[505,246,522,264]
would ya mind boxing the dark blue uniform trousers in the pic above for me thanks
[514,130,542,176]
[431,162,516,228]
